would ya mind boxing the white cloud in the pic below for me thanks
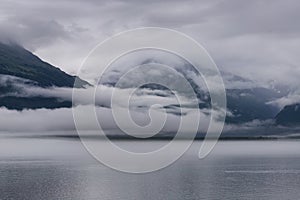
[268,92,300,109]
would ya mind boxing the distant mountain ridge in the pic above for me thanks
[99,58,283,124]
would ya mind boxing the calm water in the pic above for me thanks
[0,134,300,200]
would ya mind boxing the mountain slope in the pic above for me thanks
[276,103,300,126]
[0,42,88,88]
[0,42,88,110]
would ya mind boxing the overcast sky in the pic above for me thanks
[0,0,300,88]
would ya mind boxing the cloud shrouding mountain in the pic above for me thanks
[0,0,299,91]
[0,72,279,134]
[1,0,300,134]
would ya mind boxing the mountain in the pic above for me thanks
[225,88,279,123]
[276,103,300,126]
[100,58,282,124]
[0,42,89,110]
[0,42,88,87]
[1,43,296,127]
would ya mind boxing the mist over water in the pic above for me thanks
[0,134,300,200]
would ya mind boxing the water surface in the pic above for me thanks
[0,134,300,200]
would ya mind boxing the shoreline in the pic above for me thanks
[3,133,300,141]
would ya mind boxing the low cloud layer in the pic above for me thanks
[0,104,276,136]
[0,73,279,135]
[0,105,214,134]
[0,72,227,134]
